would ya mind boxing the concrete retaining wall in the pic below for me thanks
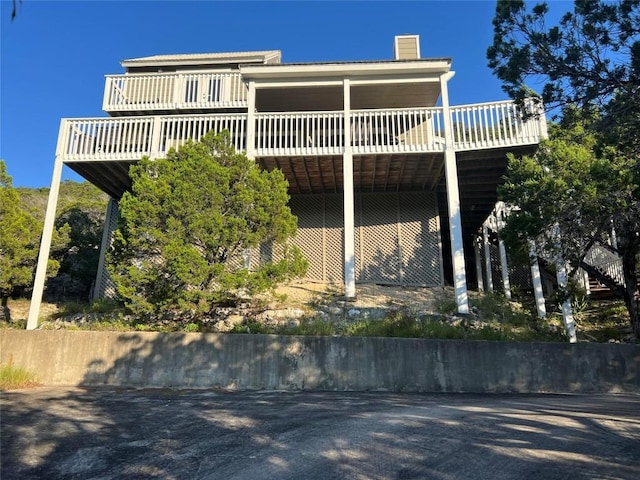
[1,330,639,392]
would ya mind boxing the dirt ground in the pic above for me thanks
[3,299,57,324]
[271,281,451,313]
[5,283,451,326]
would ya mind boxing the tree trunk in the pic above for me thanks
[1,295,10,322]
[621,249,640,341]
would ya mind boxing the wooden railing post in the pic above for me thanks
[149,116,163,159]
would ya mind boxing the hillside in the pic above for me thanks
[17,181,109,302]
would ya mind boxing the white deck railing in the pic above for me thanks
[103,72,247,112]
[351,107,445,154]
[60,114,246,161]
[255,111,345,156]
[60,100,546,161]
[450,99,544,151]
[584,245,626,287]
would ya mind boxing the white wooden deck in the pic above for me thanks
[103,72,248,112]
[60,100,546,162]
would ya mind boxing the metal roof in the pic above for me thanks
[121,50,282,67]
[248,58,452,68]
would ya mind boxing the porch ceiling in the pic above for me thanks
[256,82,440,112]
[259,145,537,235]
[66,161,134,200]
[66,144,537,239]
[437,145,539,234]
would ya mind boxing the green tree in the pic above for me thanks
[499,121,639,339]
[487,0,639,152]
[48,182,109,301]
[0,160,70,318]
[107,131,307,317]
[488,0,640,339]
[16,181,109,302]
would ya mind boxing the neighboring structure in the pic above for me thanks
[27,35,548,328]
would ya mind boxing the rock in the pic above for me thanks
[324,306,342,316]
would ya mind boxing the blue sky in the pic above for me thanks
[1,0,572,189]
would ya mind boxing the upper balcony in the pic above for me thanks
[59,99,546,199]
[103,72,248,114]
[67,99,545,161]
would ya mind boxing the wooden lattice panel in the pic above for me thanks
[481,242,533,292]
[289,196,325,281]
[357,193,402,284]
[254,191,443,288]
[324,194,345,284]
[97,199,120,299]
[399,192,442,286]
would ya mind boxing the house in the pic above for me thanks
[26,35,547,328]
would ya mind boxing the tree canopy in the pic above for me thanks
[487,0,639,151]
[488,0,640,339]
[0,160,70,316]
[107,130,308,316]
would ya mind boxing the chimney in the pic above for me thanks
[394,34,421,60]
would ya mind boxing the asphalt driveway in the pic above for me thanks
[2,388,639,479]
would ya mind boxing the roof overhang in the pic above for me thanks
[121,50,282,68]
[240,59,452,81]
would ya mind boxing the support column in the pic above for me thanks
[498,237,511,299]
[149,115,163,160]
[246,81,256,159]
[495,207,511,300]
[440,73,468,314]
[482,224,494,292]
[610,219,618,251]
[27,155,64,329]
[343,79,355,299]
[553,224,577,343]
[474,236,484,292]
[529,240,546,318]
[92,197,116,301]
[582,269,591,295]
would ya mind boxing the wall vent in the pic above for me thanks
[394,35,421,60]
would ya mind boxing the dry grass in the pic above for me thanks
[0,356,41,390]
[2,298,59,327]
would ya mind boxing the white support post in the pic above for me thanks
[610,220,618,251]
[27,125,67,329]
[474,236,484,292]
[538,101,549,139]
[582,269,591,295]
[102,77,111,112]
[342,78,356,299]
[149,116,163,160]
[246,81,256,158]
[343,79,356,299]
[553,224,577,343]
[92,198,116,301]
[495,207,511,300]
[529,240,546,318]
[482,224,494,292]
[498,237,511,299]
[440,72,469,314]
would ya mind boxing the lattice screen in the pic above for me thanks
[282,191,442,287]
[356,193,402,284]
[95,198,119,299]
[399,192,442,286]
[509,257,533,290]
[96,191,445,297]
[479,241,532,292]
[289,196,324,280]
